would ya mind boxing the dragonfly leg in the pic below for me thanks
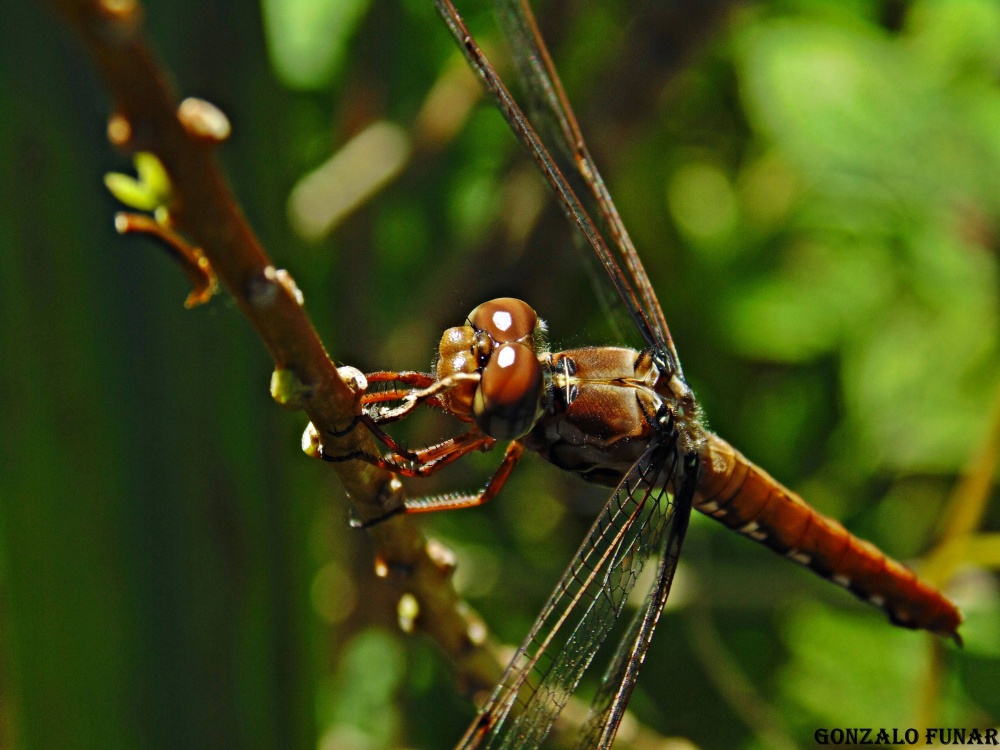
[326,370,469,445]
[345,441,523,528]
[321,427,495,478]
[362,370,445,422]
[324,371,439,438]
[342,436,517,530]
[365,370,439,388]
[365,372,480,426]
[360,390,450,422]
[402,441,524,514]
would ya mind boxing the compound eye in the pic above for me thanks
[468,298,537,344]
[473,343,543,440]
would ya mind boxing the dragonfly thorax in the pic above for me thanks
[435,297,548,441]
[521,346,705,489]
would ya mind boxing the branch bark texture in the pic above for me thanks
[46,0,502,698]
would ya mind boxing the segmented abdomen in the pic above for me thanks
[695,433,961,640]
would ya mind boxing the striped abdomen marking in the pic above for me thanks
[695,433,961,640]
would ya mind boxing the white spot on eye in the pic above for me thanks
[787,551,811,565]
[496,346,516,368]
[833,574,851,588]
[869,594,885,607]
[492,310,513,332]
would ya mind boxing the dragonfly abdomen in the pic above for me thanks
[695,433,961,640]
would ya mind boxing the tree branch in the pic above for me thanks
[45,0,502,697]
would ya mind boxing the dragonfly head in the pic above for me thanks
[435,297,546,440]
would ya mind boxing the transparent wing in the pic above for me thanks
[574,455,697,749]
[490,0,677,359]
[433,0,680,376]
[455,444,688,750]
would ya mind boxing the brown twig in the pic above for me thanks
[113,211,217,307]
[45,0,502,698]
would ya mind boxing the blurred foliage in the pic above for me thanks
[1,1,999,749]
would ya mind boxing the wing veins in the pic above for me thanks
[434,0,660,352]
[576,454,697,749]
[509,498,668,747]
[493,0,679,371]
[456,445,677,749]
[461,474,652,745]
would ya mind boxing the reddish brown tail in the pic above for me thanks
[695,433,961,641]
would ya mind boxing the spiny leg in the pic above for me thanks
[321,426,494,478]
[326,369,471,447]
[365,370,438,388]
[401,441,524,515]
[321,369,522,528]
[367,372,480,425]
[342,440,522,529]
[328,371,438,438]
[329,371,478,444]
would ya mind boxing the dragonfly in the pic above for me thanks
[325,1,963,747]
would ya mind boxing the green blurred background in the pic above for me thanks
[2,0,999,748]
